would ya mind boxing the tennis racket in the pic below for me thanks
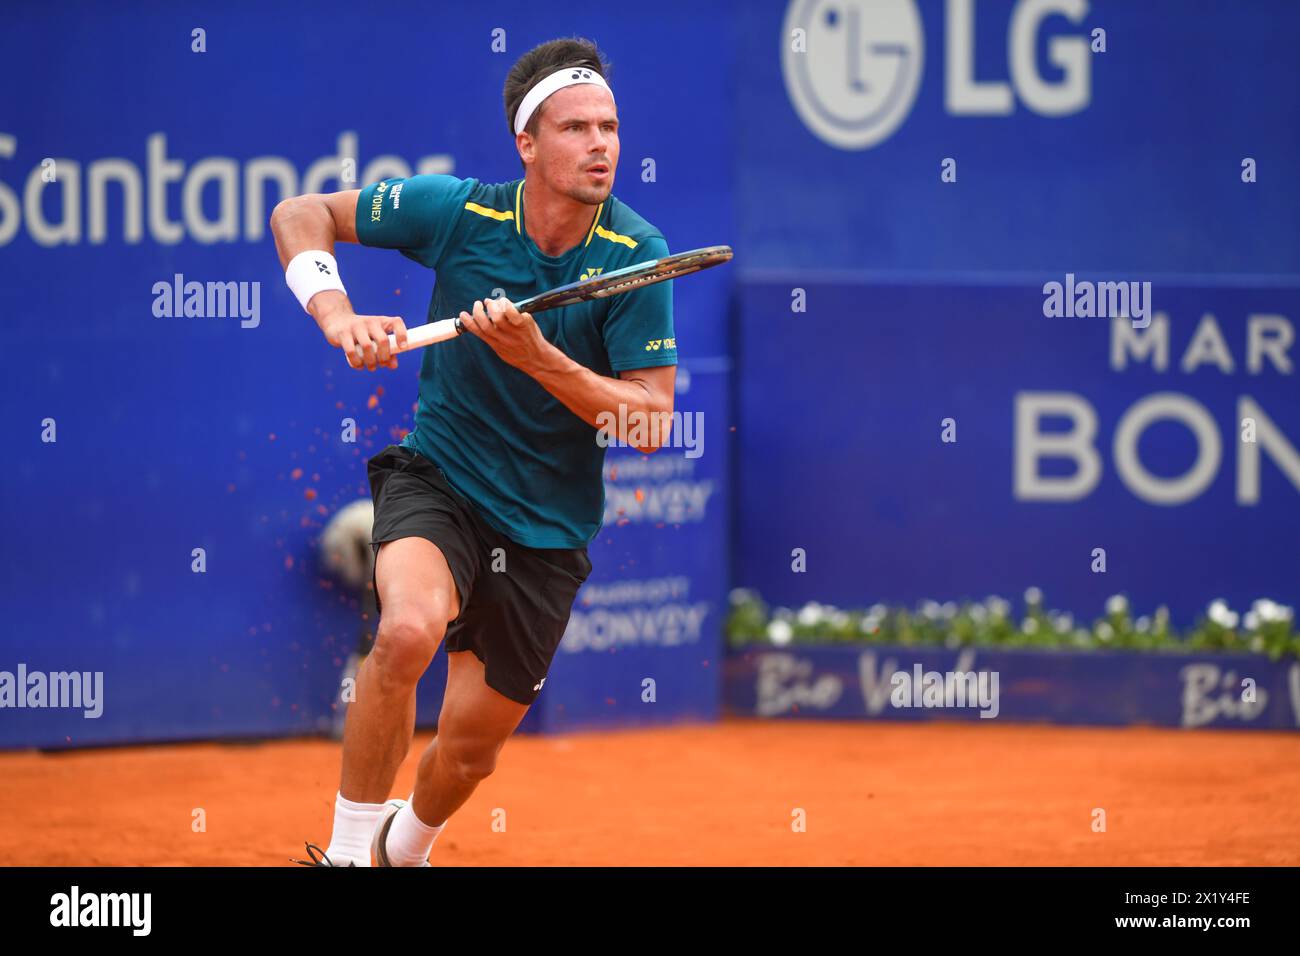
[372,244,732,359]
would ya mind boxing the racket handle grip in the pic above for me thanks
[389,317,463,355]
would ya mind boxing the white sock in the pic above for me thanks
[385,793,446,867]
[324,792,387,867]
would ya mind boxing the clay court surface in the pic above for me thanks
[1,719,1297,866]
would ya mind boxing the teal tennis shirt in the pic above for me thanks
[355,175,677,549]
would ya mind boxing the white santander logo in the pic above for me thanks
[782,0,924,150]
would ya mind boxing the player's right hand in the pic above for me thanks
[320,309,409,371]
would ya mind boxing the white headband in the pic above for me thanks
[513,66,615,135]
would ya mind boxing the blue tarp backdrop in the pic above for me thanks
[1,0,1297,747]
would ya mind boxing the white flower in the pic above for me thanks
[1135,616,1150,633]
[1024,586,1043,606]
[940,601,958,620]
[868,603,888,618]
[1252,599,1293,624]
[985,596,1011,618]
[1106,594,1128,616]
[1097,621,1114,641]
[969,604,988,624]
[729,588,757,606]
[1022,617,1039,634]
[829,610,850,629]
[768,619,794,645]
[860,614,882,634]
[1244,611,1259,631]
[1051,612,1074,633]
[796,602,824,627]
[920,600,942,620]
[1207,599,1239,630]
[1252,598,1278,621]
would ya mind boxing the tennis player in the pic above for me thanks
[270,37,676,866]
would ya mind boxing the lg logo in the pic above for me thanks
[782,0,1093,150]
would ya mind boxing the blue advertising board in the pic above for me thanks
[522,362,730,732]
[734,279,1300,627]
[0,0,733,748]
[735,0,1300,274]
[725,644,1300,730]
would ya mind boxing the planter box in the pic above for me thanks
[724,643,1300,731]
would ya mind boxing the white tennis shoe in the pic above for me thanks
[371,798,432,867]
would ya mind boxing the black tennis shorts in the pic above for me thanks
[366,443,592,706]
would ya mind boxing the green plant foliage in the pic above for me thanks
[725,589,1300,660]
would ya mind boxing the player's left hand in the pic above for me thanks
[459,297,548,372]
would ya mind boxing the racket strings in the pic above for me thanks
[585,259,721,297]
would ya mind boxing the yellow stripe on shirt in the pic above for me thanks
[592,224,637,249]
[464,201,514,223]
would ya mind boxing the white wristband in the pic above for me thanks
[286,250,347,312]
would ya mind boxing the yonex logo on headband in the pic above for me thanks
[513,66,616,136]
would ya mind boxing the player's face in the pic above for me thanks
[532,84,619,204]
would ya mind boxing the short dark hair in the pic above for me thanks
[504,37,611,165]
